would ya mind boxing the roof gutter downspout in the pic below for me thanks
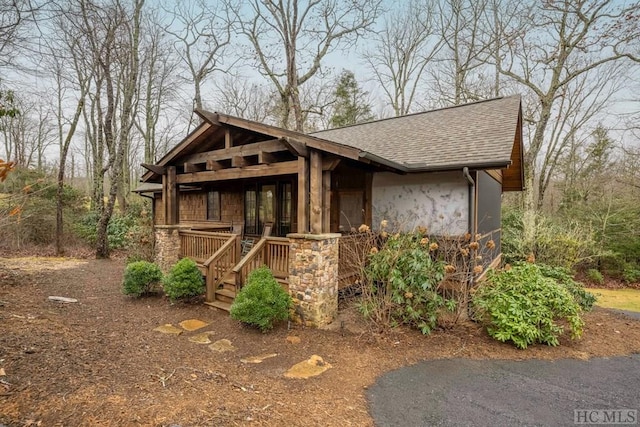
[463,167,476,309]
[463,167,475,237]
[462,166,476,236]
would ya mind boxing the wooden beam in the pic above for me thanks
[184,162,205,173]
[206,159,224,171]
[322,157,341,171]
[297,156,309,233]
[283,137,308,157]
[176,160,298,184]
[182,139,287,164]
[142,163,166,175]
[322,171,331,233]
[310,151,323,234]
[231,155,247,168]
[258,151,277,164]
[166,166,178,225]
[225,128,232,149]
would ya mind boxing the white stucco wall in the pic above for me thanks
[371,171,469,235]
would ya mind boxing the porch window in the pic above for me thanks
[207,190,221,221]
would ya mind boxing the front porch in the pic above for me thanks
[155,225,365,326]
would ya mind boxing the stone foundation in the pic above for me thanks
[287,233,340,327]
[154,225,185,272]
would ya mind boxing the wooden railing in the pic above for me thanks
[179,231,231,264]
[203,235,240,302]
[233,237,290,288]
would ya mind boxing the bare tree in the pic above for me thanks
[0,0,41,68]
[135,10,180,164]
[164,0,233,111]
[365,0,442,116]
[431,0,494,106]
[234,0,382,131]
[213,74,279,123]
[491,0,640,242]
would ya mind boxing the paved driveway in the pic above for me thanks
[368,354,640,426]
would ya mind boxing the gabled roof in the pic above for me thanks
[311,95,522,171]
[140,96,523,190]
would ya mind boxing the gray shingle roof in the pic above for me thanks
[311,96,521,171]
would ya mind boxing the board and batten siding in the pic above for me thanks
[371,171,469,235]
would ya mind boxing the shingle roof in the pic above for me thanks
[311,96,521,171]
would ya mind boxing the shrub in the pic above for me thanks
[623,265,640,284]
[76,211,136,249]
[363,231,449,335]
[537,264,596,311]
[472,263,584,349]
[122,261,163,297]
[586,268,605,286]
[162,258,204,301]
[230,266,292,332]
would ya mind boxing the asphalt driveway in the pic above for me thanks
[368,354,640,426]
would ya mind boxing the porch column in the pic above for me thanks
[163,165,178,225]
[287,233,340,327]
[309,151,323,234]
[322,171,331,233]
[297,156,309,233]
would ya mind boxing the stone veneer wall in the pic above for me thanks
[155,225,184,272]
[287,233,340,327]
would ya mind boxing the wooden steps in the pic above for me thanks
[203,268,289,313]
[204,300,232,312]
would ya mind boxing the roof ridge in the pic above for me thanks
[310,95,519,134]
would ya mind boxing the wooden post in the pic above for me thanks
[322,171,331,233]
[225,128,232,149]
[365,172,373,227]
[166,166,178,225]
[297,156,309,233]
[310,151,323,234]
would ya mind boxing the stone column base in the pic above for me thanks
[287,233,341,327]
[154,225,186,273]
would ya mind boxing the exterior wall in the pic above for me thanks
[371,171,469,235]
[180,192,207,222]
[221,191,243,224]
[153,189,244,226]
[287,233,340,327]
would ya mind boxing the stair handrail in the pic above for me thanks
[232,237,267,288]
[203,234,240,302]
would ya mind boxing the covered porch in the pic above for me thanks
[140,111,384,325]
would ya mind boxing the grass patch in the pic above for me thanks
[585,288,640,312]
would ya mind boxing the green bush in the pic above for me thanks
[363,231,449,335]
[472,263,584,349]
[122,261,163,297]
[623,265,640,284]
[162,258,204,301]
[537,264,596,311]
[230,266,292,332]
[586,268,605,286]
[76,211,136,249]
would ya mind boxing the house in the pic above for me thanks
[135,96,524,326]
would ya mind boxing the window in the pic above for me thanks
[207,190,221,221]
[244,189,257,234]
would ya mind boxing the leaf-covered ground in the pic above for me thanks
[2,257,640,426]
